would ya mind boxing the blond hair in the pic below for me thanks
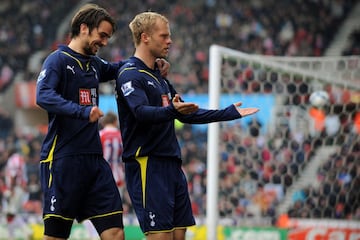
[129,12,169,47]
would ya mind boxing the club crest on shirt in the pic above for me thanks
[50,195,56,211]
[121,81,135,96]
[162,94,170,107]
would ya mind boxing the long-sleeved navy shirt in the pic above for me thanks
[115,56,242,161]
[36,45,123,160]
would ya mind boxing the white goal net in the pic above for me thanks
[206,45,360,239]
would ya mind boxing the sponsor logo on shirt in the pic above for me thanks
[79,88,97,105]
[66,65,75,74]
[147,81,155,87]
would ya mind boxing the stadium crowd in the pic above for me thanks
[0,0,359,226]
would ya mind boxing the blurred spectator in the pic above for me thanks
[3,148,27,214]
[352,111,360,134]
[6,210,33,240]
[0,64,14,93]
[342,27,360,55]
[248,116,262,137]
[0,108,13,138]
[22,173,41,214]
[308,106,326,137]
[324,109,341,137]
[99,111,124,191]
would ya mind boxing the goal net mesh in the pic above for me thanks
[206,45,360,229]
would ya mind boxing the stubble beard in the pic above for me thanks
[84,46,96,56]
[83,40,98,56]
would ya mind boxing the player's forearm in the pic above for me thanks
[133,104,179,123]
[36,87,91,120]
[178,104,241,124]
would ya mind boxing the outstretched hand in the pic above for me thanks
[172,94,199,114]
[233,102,259,117]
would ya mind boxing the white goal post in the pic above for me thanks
[206,45,222,240]
[206,44,360,239]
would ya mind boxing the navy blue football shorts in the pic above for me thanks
[40,154,123,238]
[125,156,195,234]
